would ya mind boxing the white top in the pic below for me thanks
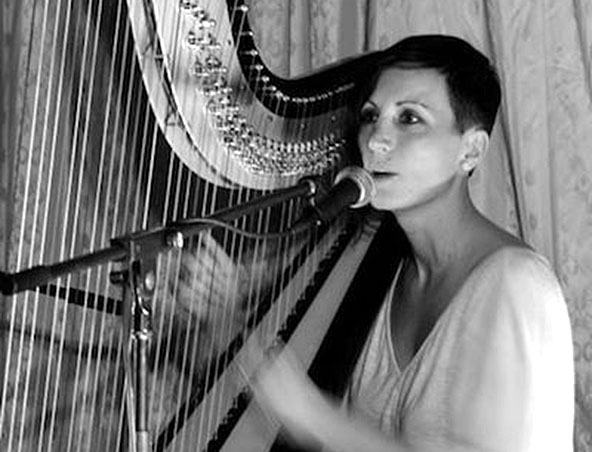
[347,247,574,452]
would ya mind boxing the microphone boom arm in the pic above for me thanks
[0,178,317,296]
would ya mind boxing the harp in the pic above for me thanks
[0,1,403,451]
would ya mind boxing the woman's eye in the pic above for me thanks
[359,108,378,124]
[398,109,421,125]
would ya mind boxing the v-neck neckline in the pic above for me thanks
[385,245,529,375]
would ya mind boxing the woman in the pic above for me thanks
[247,35,574,452]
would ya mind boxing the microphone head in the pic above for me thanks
[334,166,376,208]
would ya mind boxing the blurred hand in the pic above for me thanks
[239,339,326,444]
[238,339,402,452]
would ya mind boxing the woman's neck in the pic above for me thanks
[393,185,485,284]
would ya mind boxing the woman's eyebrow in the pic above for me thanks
[395,99,431,109]
[361,100,378,108]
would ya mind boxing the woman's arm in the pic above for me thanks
[245,344,411,452]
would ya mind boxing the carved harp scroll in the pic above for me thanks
[0,1,397,451]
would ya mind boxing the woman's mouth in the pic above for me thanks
[371,171,397,180]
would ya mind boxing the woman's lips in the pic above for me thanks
[371,171,397,180]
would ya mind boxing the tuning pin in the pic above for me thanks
[179,0,200,11]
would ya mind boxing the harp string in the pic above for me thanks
[102,7,142,447]
[82,0,114,448]
[204,2,249,442]
[151,0,224,437]
[150,148,181,434]
[8,1,73,450]
[171,0,216,439]
[36,1,79,445]
[223,7,277,437]
[6,1,40,450]
[176,3,237,445]
[9,0,51,449]
[78,0,131,449]
[63,0,113,448]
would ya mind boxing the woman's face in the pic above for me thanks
[358,67,468,213]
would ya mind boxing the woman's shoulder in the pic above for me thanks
[473,244,557,287]
[465,219,557,290]
[460,242,566,325]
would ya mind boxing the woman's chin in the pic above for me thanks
[369,196,398,212]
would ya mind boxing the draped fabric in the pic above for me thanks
[247,0,592,449]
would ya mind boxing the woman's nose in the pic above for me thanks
[367,124,394,155]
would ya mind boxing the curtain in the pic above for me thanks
[248,0,592,449]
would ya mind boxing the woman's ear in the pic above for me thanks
[459,128,489,174]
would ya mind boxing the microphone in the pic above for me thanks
[292,166,376,231]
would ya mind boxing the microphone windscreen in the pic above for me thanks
[334,166,376,208]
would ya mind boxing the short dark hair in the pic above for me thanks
[360,35,501,135]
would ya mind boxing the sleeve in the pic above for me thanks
[442,250,574,452]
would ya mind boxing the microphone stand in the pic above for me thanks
[0,178,316,452]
